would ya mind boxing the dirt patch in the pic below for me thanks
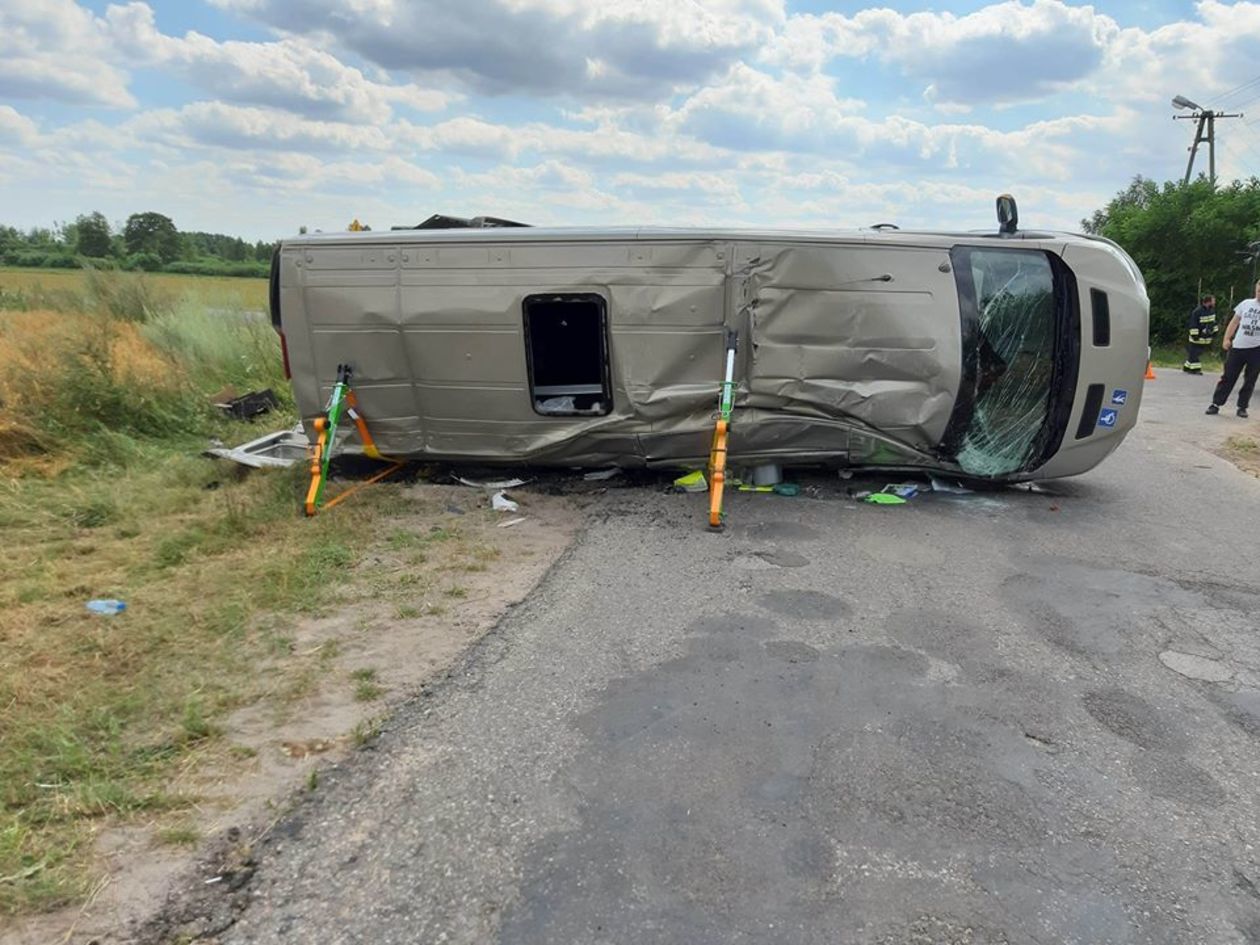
[1217,430,1260,479]
[1,482,584,945]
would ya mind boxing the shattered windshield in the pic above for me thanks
[947,248,1060,477]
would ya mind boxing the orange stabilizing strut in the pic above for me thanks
[708,328,739,530]
[304,363,398,516]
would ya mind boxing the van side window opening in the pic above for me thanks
[522,293,612,416]
[1090,288,1111,346]
[948,248,1060,477]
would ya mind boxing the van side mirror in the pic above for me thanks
[996,194,1018,235]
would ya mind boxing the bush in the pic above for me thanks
[4,251,78,269]
[162,259,269,278]
[121,253,164,273]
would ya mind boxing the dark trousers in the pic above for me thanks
[1185,343,1206,370]
[1212,346,1260,409]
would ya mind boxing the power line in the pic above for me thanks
[1231,126,1260,177]
[1210,73,1260,106]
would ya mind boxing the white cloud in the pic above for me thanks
[104,2,453,123]
[764,1,1117,105]
[127,102,395,152]
[1090,1,1260,105]
[0,106,40,147]
[0,0,134,106]
[210,0,784,99]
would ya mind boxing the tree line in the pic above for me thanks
[0,211,275,278]
[1082,175,1260,344]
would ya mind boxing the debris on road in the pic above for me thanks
[491,492,520,513]
[583,468,620,481]
[929,475,974,494]
[864,492,907,505]
[673,470,707,493]
[736,482,800,496]
[497,517,527,528]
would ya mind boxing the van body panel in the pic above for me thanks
[275,227,1148,479]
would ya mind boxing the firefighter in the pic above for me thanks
[1184,294,1217,373]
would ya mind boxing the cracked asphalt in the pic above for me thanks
[177,372,1260,944]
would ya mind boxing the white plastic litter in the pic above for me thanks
[491,491,519,513]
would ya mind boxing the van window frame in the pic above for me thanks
[938,246,1080,475]
[521,292,614,417]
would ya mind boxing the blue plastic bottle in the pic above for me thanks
[85,599,127,615]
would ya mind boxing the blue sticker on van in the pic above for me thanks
[1110,389,1128,406]
[1098,408,1118,428]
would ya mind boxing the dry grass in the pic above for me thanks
[0,267,267,313]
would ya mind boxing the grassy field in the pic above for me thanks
[0,268,392,915]
[0,266,268,314]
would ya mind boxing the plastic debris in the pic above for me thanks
[456,476,529,489]
[205,423,308,468]
[673,470,708,493]
[491,491,519,512]
[882,483,919,499]
[865,493,907,505]
[86,599,126,615]
[497,517,527,528]
[583,468,620,481]
[737,482,800,496]
[928,476,974,495]
[211,387,279,420]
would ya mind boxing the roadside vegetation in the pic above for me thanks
[0,268,386,915]
[0,211,277,279]
[1085,175,1260,344]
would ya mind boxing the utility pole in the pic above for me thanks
[1172,95,1243,186]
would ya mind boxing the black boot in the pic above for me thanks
[1206,404,1220,415]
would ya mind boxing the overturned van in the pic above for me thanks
[270,209,1148,481]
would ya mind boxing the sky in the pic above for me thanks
[3,0,1260,241]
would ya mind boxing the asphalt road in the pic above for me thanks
[195,372,1260,945]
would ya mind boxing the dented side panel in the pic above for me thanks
[277,229,1144,477]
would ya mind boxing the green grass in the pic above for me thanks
[1150,344,1223,373]
[0,276,397,916]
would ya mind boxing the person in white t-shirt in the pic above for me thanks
[1206,281,1260,419]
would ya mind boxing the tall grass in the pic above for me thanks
[0,269,337,916]
[0,270,288,471]
[144,303,289,395]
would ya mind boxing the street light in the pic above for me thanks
[1172,93,1242,185]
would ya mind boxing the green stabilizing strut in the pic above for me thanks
[309,363,353,512]
[718,327,738,422]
